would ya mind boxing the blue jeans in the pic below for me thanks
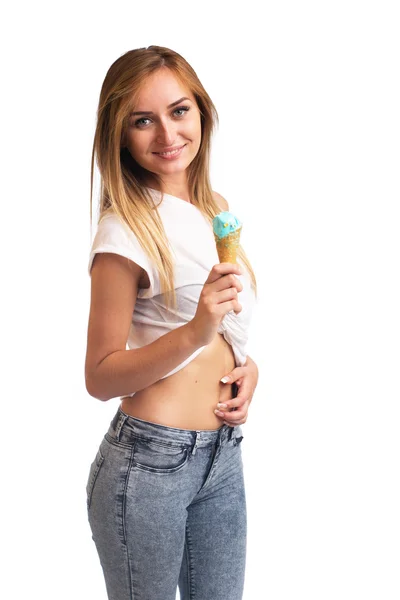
[86,405,247,599]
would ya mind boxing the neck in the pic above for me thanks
[145,177,191,203]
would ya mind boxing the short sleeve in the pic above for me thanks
[88,212,158,298]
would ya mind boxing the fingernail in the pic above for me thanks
[217,403,228,409]
[214,410,224,416]
[220,376,230,383]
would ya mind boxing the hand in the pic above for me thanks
[188,263,243,347]
[214,356,259,426]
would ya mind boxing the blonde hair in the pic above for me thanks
[90,45,257,308]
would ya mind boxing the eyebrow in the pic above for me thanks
[129,97,191,117]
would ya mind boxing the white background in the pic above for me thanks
[1,1,399,598]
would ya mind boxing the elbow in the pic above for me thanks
[85,372,110,402]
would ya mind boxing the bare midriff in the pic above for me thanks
[120,331,237,431]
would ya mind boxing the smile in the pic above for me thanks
[152,144,187,159]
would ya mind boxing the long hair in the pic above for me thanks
[90,45,257,308]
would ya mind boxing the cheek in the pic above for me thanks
[126,133,148,159]
[186,116,202,144]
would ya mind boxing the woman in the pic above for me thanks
[85,45,259,600]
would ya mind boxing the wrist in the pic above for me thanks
[245,355,259,379]
[182,321,204,352]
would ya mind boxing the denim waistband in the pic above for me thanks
[107,405,240,450]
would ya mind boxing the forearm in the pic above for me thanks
[244,354,259,382]
[87,323,201,401]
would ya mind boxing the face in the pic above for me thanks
[124,69,202,187]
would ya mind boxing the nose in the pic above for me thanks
[156,119,176,146]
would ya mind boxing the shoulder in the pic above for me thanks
[212,191,229,212]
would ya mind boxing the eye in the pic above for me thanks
[173,106,190,117]
[133,106,190,128]
[134,117,152,128]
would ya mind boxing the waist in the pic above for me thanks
[107,405,243,449]
[121,332,237,429]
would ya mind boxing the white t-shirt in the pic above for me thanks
[88,188,257,398]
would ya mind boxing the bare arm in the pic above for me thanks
[85,251,242,402]
[85,252,203,401]
[244,354,259,378]
[88,327,200,401]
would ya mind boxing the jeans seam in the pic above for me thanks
[122,442,136,600]
[185,520,195,599]
[122,444,135,544]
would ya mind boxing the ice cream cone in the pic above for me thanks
[214,227,242,263]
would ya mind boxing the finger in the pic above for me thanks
[215,286,239,305]
[220,367,247,384]
[217,395,249,411]
[216,391,249,410]
[218,378,248,410]
[212,273,244,293]
[223,414,247,426]
[205,263,243,285]
[215,401,250,422]
[222,299,242,315]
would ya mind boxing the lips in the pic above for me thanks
[152,144,186,156]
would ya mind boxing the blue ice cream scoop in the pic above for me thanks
[212,211,242,239]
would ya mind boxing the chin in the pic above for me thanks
[152,158,193,173]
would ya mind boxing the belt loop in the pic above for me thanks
[217,425,227,448]
[115,412,128,442]
[191,431,200,455]
[222,424,230,441]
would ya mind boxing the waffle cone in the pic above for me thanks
[214,227,242,263]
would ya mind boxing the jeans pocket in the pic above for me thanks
[132,438,190,474]
[233,435,244,447]
[86,447,105,510]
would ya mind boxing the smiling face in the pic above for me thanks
[124,68,202,190]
